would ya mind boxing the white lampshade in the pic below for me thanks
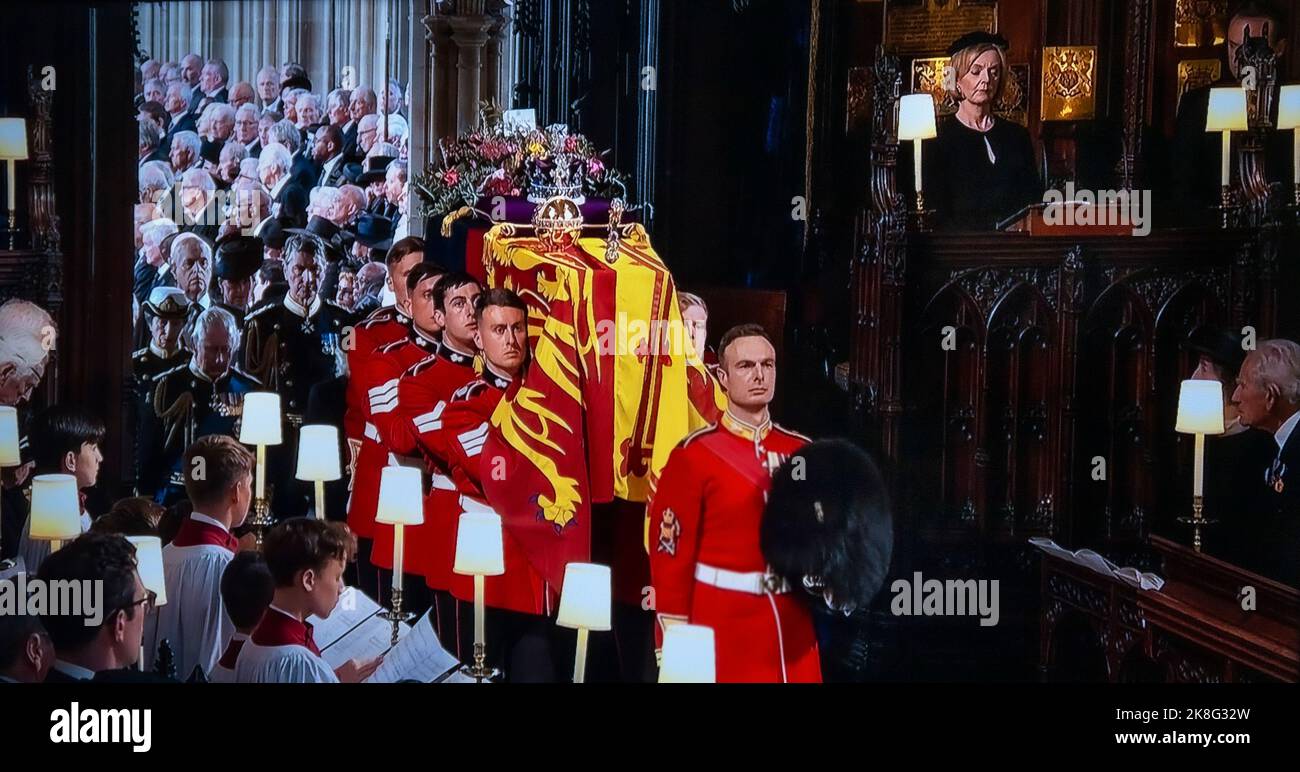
[0,118,28,161]
[28,474,82,541]
[0,406,19,467]
[238,392,282,445]
[1175,379,1226,435]
[126,536,167,607]
[375,466,424,525]
[898,93,938,140]
[295,424,341,482]
[1279,84,1300,130]
[659,624,716,684]
[453,511,504,576]
[1205,87,1249,132]
[556,562,612,631]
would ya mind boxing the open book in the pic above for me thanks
[307,587,471,683]
[1029,537,1165,591]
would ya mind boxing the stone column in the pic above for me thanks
[448,14,494,134]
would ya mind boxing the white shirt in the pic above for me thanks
[50,660,96,681]
[145,512,236,679]
[320,152,344,185]
[1274,410,1300,452]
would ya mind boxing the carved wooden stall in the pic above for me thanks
[846,26,1295,675]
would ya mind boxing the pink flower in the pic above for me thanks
[587,158,605,179]
[442,168,460,186]
[564,135,579,153]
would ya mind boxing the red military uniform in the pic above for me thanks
[647,411,821,683]
[371,340,478,583]
[428,368,550,616]
[344,306,411,539]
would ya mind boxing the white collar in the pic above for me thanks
[206,86,224,98]
[285,293,321,319]
[342,119,354,132]
[148,341,178,359]
[168,109,187,121]
[231,631,250,643]
[270,174,290,199]
[52,660,96,680]
[190,511,230,533]
[323,152,343,174]
[199,293,212,309]
[1274,410,1300,451]
[267,603,304,622]
[442,337,475,359]
[188,360,217,383]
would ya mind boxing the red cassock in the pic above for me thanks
[373,342,478,586]
[344,307,411,539]
[427,370,550,616]
[647,412,821,683]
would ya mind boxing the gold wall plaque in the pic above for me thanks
[909,57,1027,125]
[886,0,998,57]
[1174,0,1227,48]
[1040,46,1096,121]
[1177,59,1222,108]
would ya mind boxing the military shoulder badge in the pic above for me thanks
[657,508,681,556]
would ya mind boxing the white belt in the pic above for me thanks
[459,495,497,516]
[430,472,456,491]
[387,452,424,469]
[364,423,380,443]
[694,563,790,595]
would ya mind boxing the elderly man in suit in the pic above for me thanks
[1230,338,1300,586]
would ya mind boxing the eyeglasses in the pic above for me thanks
[121,589,157,615]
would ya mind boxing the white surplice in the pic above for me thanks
[17,511,92,575]
[232,642,339,683]
[146,539,235,679]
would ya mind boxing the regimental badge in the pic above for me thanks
[1267,460,1286,493]
[657,508,681,556]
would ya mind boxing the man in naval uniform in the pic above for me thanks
[148,306,261,506]
[133,287,193,498]
[240,232,354,518]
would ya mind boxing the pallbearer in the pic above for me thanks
[647,324,820,683]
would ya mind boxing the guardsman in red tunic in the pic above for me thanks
[648,324,820,683]
[343,237,425,598]
[429,288,552,680]
[370,270,481,627]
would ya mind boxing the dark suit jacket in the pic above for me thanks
[44,668,92,684]
[166,111,197,140]
[189,85,228,114]
[341,121,358,161]
[245,139,263,159]
[318,154,349,188]
[199,137,224,166]
[274,179,310,228]
[139,147,168,168]
[291,152,319,192]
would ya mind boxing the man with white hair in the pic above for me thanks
[194,59,230,112]
[135,217,179,307]
[234,103,261,157]
[178,167,221,242]
[256,66,281,111]
[355,113,381,159]
[139,160,175,208]
[270,117,318,191]
[0,299,55,408]
[296,93,323,134]
[170,232,215,322]
[1230,338,1300,585]
[258,143,308,228]
[180,53,204,107]
[139,118,166,167]
[199,103,236,165]
[242,233,352,518]
[328,88,355,157]
[141,78,166,109]
[169,130,203,176]
[334,185,367,228]
[228,81,255,111]
[164,83,197,142]
[146,307,262,506]
[215,141,247,187]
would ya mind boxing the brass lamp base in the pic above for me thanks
[1176,495,1217,553]
[912,191,934,232]
[380,587,415,646]
[246,497,274,550]
[462,642,501,683]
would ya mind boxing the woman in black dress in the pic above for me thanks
[925,32,1042,230]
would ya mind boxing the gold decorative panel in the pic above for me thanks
[885,0,998,56]
[1040,46,1096,121]
[1175,0,1227,48]
[1177,59,1222,108]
